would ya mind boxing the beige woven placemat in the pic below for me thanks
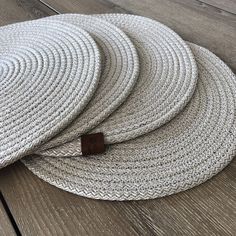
[35,14,139,152]
[23,43,236,201]
[0,19,101,168]
[39,14,198,157]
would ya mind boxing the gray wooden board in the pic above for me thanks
[38,0,128,14]
[201,0,236,14]
[0,200,16,236]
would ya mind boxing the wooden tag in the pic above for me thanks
[81,133,105,156]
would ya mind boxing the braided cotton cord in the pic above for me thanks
[34,14,139,153]
[0,20,101,168]
[39,14,198,157]
[23,43,236,201]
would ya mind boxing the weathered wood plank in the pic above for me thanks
[40,0,127,14]
[0,200,16,236]
[0,0,56,26]
[201,0,236,14]
[105,0,236,73]
[0,161,236,236]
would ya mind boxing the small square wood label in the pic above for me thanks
[81,133,105,156]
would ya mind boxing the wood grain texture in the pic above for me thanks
[0,0,236,235]
[40,0,128,14]
[0,0,56,26]
[201,0,236,14]
[0,201,16,236]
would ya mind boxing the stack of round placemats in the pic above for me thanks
[36,15,140,151]
[38,14,198,157]
[0,14,235,201]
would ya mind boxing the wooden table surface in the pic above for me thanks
[0,0,236,235]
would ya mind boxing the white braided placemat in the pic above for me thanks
[39,14,198,157]
[23,43,236,201]
[0,19,101,168]
[35,14,139,152]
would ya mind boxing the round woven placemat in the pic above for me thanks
[35,14,139,152]
[23,43,236,201]
[0,19,101,168]
[40,14,198,157]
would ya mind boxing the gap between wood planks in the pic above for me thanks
[0,191,22,236]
